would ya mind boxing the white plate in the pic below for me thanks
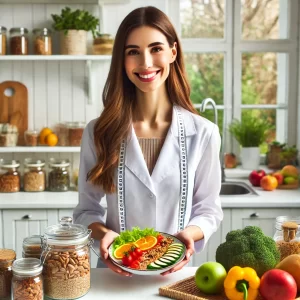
[108,232,186,275]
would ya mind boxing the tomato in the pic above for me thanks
[157,234,164,243]
[129,260,140,269]
[122,253,133,266]
[129,246,139,260]
[134,247,143,257]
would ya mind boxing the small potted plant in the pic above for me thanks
[229,114,271,169]
[51,7,99,55]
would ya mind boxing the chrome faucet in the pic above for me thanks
[200,98,226,182]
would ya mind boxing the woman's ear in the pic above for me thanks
[170,42,177,63]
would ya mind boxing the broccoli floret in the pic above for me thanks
[216,226,280,277]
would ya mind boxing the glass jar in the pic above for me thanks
[10,27,29,55]
[93,33,114,55]
[24,130,39,146]
[22,235,42,259]
[41,216,93,299]
[12,258,43,300]
[273,216,300,261]
[48,158,70,192]
[24,158,46,192]
[0,26,7,55]
[0,249,16,299]
[33,28,52,55]
[68,122,85,146]
[0,160,21,193]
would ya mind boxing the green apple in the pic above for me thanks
[195,261,227,294]
[283,176,297,185]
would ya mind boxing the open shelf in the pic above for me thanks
[0,146,81,153]
[0,55,111,61]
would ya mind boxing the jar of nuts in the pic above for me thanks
[0,159,21,193]
[24,130,39,146]
[33,28,52,55]
[41,216,93,299]
[24,158,46,192]
[22,235,42,259]
[0,249,16,299]
[12,258,43,300]
[0,26,7,55]
[273,216,300,261]
[9,27,29,55]
[48,158,70,192]
[68,122,85,146]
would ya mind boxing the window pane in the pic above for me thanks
[241,0,288,40]
[180,0,225,38]
[242,52,287,105]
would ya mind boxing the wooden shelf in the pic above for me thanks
[0,146,80,153]
[0,55,111,61]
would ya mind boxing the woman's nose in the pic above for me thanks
[139,52,153,68]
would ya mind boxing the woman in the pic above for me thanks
[73,6,223,276]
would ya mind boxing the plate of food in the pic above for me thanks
[108,227,186,275]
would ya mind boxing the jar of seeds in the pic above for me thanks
[0,249,16,299]
[0,159,21,193]
[9,27,28,55]
[33,28,52,55]
[22,235,42,259]
[24,158,46,192]
[48,158,70,192]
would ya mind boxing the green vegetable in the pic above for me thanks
[113,227,159,250]
[215,226,280,277]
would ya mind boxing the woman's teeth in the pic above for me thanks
[138,72,157,79]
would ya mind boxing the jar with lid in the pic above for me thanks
[273,216,300,261]
[41,216,93,299]
[68,122,85,146]
[33,28,52,55]
[22,235,42,259]
[0,249,16,299]
[48,158,70,191]
[0,26,7,55]
[24,130,39,146]
[24,158,46,192]
[12,258,43,300]
[0,159,21,193]
[93,33,114,55]
[9,27,29,55]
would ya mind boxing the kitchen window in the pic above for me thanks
[168,0,299,155]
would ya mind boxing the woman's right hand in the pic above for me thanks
[100,230,132,277]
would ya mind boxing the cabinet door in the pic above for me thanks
[3,209,57,259]
[231,208,300,237]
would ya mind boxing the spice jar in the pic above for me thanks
[24,130,39,146]
[24,158,46,192]
[93,33,114,55]
[55,123,69,146]
[0,26,7,55]
[22,235,42,259]
[48,158,70,191]
[68,122,85,146]
[0,249,16,299]
[33,28,52,55]
[12,258,43,300]
[41,216,93,299]
[0,159,21,193]
[273,216,300,261]
[10,27,29,55]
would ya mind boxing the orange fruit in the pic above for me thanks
[113,243,134,259]
[39,127,52,145]
[46,133,58,147]
[134,236,157,251]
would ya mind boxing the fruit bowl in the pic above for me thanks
[277,180,299,190]
[108,232,186,275]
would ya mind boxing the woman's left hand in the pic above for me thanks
[160,229,195,276]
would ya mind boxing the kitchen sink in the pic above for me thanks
[220,181,258,196]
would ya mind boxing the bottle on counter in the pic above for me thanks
[0,26,7,55]
[9,27,29,55]
[0,249,16,299]
[23,158,46,192]
[0,159,21,193]
[12,258,43,300]
[22,235,43,259]
[41,216,93,299]
[48,158,70,192]
[33,28,52,55]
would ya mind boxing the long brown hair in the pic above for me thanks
[87,6,198,193]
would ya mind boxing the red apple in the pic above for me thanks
[249,170,266,186]
[272,171,284,185]
[260,269,297,300]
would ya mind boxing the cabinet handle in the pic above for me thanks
[250,213,259,218]
[22,215,32,220]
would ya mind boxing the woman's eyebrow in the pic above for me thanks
[124,42,165,50]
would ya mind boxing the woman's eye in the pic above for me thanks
[151,47,162,53]
[127,49,139,55]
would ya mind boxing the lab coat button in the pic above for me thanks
[149,193,154,198]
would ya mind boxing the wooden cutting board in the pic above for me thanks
[0,81,28,145]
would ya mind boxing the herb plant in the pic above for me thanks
[51,7,99,38]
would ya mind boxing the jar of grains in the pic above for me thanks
[23,158,46,192]
[0,249,16,299]
[0,26,7,55]
[24,130,39,146]
[22,235,42,259]
[9,27,29,55]
[48,158,70,192]
[0,159,21,193]
[41,216,93,299]
[68,122,85,146]
[33,28,52,55]
[12,258,43,300]
[273,216,300,261]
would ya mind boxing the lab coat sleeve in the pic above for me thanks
[187,124,223,253]
[73,121,107,228]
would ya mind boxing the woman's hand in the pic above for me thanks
[100,230,132,277]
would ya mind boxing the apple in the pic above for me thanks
[260,269,297,300]
[249,169,266,186]
[260,175,278,191]
[195,262,227,294]
[224,153,237,168]
[272,171,284,185]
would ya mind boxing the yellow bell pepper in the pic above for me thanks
[224,266,260,300]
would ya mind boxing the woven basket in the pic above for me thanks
[60,30,87,55]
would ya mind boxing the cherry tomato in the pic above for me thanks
[122,253,133,266]
[157,234,164,243]
[129,246,139,260]
[134,247,143,257]
[129,260,140,269]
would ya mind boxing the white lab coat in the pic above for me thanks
[73,106,223,254]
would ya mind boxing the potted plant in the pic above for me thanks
[51,7,99,55]
[229,114,271,169]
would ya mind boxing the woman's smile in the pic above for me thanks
[135,70,161,82]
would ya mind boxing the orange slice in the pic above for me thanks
[113,243,134,259]
[134,236,157,251]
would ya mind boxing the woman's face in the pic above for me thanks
[124,26,177,93]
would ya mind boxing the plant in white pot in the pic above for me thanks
[52,7,99,55]
[229,114,271,170]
